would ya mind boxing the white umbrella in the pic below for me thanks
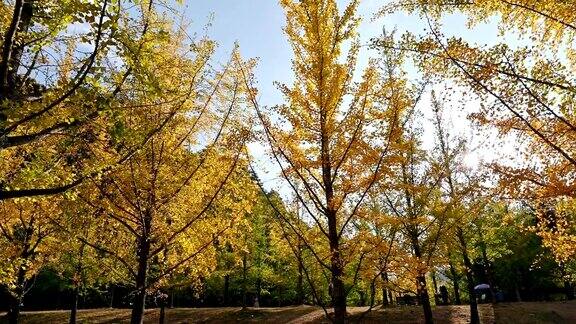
[474,283,490,290]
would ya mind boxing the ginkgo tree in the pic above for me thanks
[49,195,125,324]
[431,97,488,324]
[68,224,121,323]
[376,0,576,271]
[379,113,445,324]
[530,199,576,299]
[75,40,256,323]
[0,0,186,200]
[208,187,309,308]
[348,196,404,309]
[0,197,64,324]
[239,0,410,321]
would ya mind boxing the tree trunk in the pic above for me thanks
[109,286,115,308]
[130,236,150,324]
[320,104,347,323]
[457,229,479,324]
[382,289,389,307]
[431,271,438,294]
[7,222,35,324]
[7,295,21,324]
[410,233,433,324]
[330,267,346,324]
[69,286,79,324]
[416,274,434,324]
[223,274,230,306]
[564,281,574,300]
[381,272,389,307]
[561,268,574,300]
[514,285,522,302]
[7,261,27,324]
[479,239,496,303]
[158,305,165,324]
[255,277,261,307]
[70,242,85,324]
[327,210,346,324]
[278,286,282,307]
[462,254,479,324]
[0,0,34,101]
[297,256,304,305]
[449,261,461,305]
[241,253,247,309]
[431,271,439,305]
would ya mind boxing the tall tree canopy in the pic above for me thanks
[1,1,575,324]
[241,0,413,322]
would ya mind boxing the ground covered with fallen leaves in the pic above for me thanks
[3,301,575,323]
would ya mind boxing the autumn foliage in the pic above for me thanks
[1,1,575,324]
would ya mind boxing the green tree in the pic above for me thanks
[0,198,63,324]
[0,0,186,200]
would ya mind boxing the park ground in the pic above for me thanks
[2,301,575,323]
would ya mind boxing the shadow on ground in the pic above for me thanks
[2,300,575,323]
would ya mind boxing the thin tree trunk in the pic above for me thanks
[109,286,115,308]
[297,254,304,305]
[416,274,434,324]
[7,295,21,324]
[382,288,389,307]
[514,285,522,302]
[410,234,433,324]
[159,305,166,324]
[319,100,347,324]
[7,266,26,324]
[255,277,261,307]
[328,209,346,324]
[462,253,479,324]
[449,260,461,305]
[7,228,34,324]
[331,252,346,324]
[457,229,479,324]
[0,0,33,100]
[130,236,150,324]
[431,271,438,294]
[242,253,247,309]
[514,268,523,302]
[561,268,574,300]
[295,210,305,306]
[431,271,439,305]
[69,286,79,324]
[478,237,496,303]
[381,272,389,307]
[70,243,85,324]
[278,286,282,307]
[368,279,377,308]
[223,274,230,306]
[564,281,574,300]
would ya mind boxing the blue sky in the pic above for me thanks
[182,0,508,193]
[184,0,500,107]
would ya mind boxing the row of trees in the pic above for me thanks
[0,0,261,323]
[1,0,575,324]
